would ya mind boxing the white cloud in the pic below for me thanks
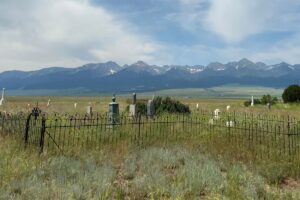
[170,0,300,64]
[0,0,164,71]
[167,0,207,32]
[204,0,277,43]
[171,34,300,65]
[249,34,300,64]
[177,0,300,43]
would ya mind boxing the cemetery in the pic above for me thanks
[1,0,300,198]
[1,91,300,199]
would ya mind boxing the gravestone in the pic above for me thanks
[251,96,254,107]
[129,93,137,117]
[86,105,92,115]
[108,95,119,125]
[147,99,155,118]
[214,108,220,119]
[132,93,137,104]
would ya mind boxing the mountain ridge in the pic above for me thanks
[0,58,299,92]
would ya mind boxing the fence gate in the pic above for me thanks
[24,107,46,152]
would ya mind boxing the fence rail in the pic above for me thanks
[0,110,299,162]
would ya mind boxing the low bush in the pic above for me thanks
[153,96,190,114]
[126,96,190,115]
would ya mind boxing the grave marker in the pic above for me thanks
[129,93,137,117]
[108,95,119,125]
[251,96,254,107]
[86,105,92,115]
[147,99,155,118]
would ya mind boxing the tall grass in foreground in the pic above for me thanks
[1,135,300,199]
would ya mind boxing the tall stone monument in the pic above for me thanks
[108,95,119,125]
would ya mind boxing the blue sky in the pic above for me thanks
[0,0,300,70]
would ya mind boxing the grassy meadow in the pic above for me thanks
[1,93,300,117]
[139,85,284,99]
[1,133,300,199]
[1,94,300,199]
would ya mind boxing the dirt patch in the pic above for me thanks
[281,178,300,189]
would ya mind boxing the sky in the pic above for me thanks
[0,0,300,71]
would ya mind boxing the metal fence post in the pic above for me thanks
[138,114,141,144]
[288,115,291,160]
[24,113,33,145]
[39,115,46,153]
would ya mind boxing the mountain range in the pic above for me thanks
[0,58,299,93]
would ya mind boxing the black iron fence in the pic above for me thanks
[0,110,299,161]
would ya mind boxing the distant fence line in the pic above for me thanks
[0,110,300,161]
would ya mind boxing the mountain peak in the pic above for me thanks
[105,61,119,66]
[238,58,254,65]
[133,61,149,67]
[279,62,290,66]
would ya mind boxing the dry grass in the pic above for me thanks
[1,135,300,199]
[1,96,300,118]
[1,96,300,199]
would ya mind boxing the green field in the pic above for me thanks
[139,85,284,99]
[6,85,284,99]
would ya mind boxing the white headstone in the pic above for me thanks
[129,104,136,117]
[251,96,254,107]
[74,103,77,109]
[214,109,220,119]
[196,103,199,110]
[47,99,51,107]
[86,106,92,115]
[0,88,5,106]
[226,105,230,111]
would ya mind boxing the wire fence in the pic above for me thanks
[0,109,300,162]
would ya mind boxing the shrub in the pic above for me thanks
[244,94,278,107]
[225,165,265,199]
[134,102,147,115]
[261,94,278,105]
[244,100,251,107]
[153,96,190,114]
[282,84,300,103]
[127,96,190,115]
[1,156,116,199]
